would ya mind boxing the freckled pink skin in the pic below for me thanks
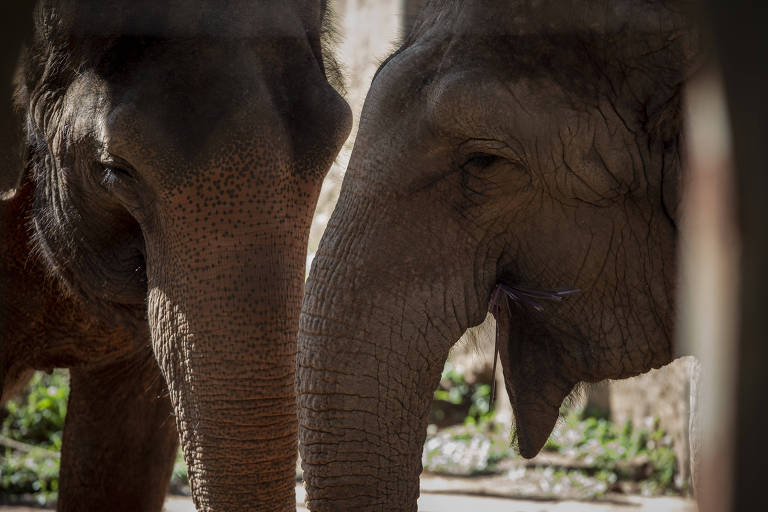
[2,2,352,510]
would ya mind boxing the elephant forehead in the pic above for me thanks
[426,70,563,137]
[414,0,693,38]
[101,84,292,181]
[45,0,311,39]
[37,0,339,189]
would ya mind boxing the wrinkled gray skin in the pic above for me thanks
[1,1,350,510]
[298,0,699,509]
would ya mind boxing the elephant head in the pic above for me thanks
[298,0,700,509]
[13,1,350,509]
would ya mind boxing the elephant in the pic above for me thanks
[0,1,351,510]
[297,0,701,509]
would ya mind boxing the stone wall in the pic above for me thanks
[608,356,697,490]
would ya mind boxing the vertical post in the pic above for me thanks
[680,63,738,509]
[692,2,768,510]
[715,4,768,508]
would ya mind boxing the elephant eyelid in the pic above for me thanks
[98,164,130,186]
[456,139,527,173]
[97,156,137,185]
[92,160,142,207]
[458,153,528,180]
[460,152,502,170]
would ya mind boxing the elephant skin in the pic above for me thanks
[1,1,351,510]
[297,1,701,510]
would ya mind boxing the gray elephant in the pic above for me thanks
[297,0,700,509]
[1,1,350,510]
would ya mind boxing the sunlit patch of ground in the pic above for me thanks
[163,484,697,512]
[0,487,699,512]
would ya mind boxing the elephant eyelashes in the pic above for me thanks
[94,162,141,203]
[101,165,134,188]
[101,167,122,188]
[91,162,145,214]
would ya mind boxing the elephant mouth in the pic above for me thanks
[490,282,580,458]
[490,284,580,314]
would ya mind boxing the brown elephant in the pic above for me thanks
[297,0,700,509]
[0,1,350,510]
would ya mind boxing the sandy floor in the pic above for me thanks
[161,487,698,512]
[0,486,697,512]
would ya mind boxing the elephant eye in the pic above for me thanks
[460,153,503,175]
[96,161,136,191]
[90,160,143,213]
[102,167,122,188]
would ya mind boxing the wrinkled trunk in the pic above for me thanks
[296,151,488,509]
[298,309,433,510]
[147,206,307,510]
[298,256,463,511]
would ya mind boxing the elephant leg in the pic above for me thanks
[58,350,178,512]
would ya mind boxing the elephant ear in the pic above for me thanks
[491,285,578,459]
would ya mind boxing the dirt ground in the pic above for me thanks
[0,478,699,512]
[164,493,702,512]
[0,495,700,512]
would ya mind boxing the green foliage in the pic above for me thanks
[429,361,685,496]
[2,372,68,448]
[1,450,60,505]
[1,371,69,505]
[432,362,494,424]
[170,449,190,495]
[425,411,684,497]
[541,413,683,494]
[0,371,192,503]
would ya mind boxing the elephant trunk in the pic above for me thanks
[297,255,455,511]
[146,218,306,510]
